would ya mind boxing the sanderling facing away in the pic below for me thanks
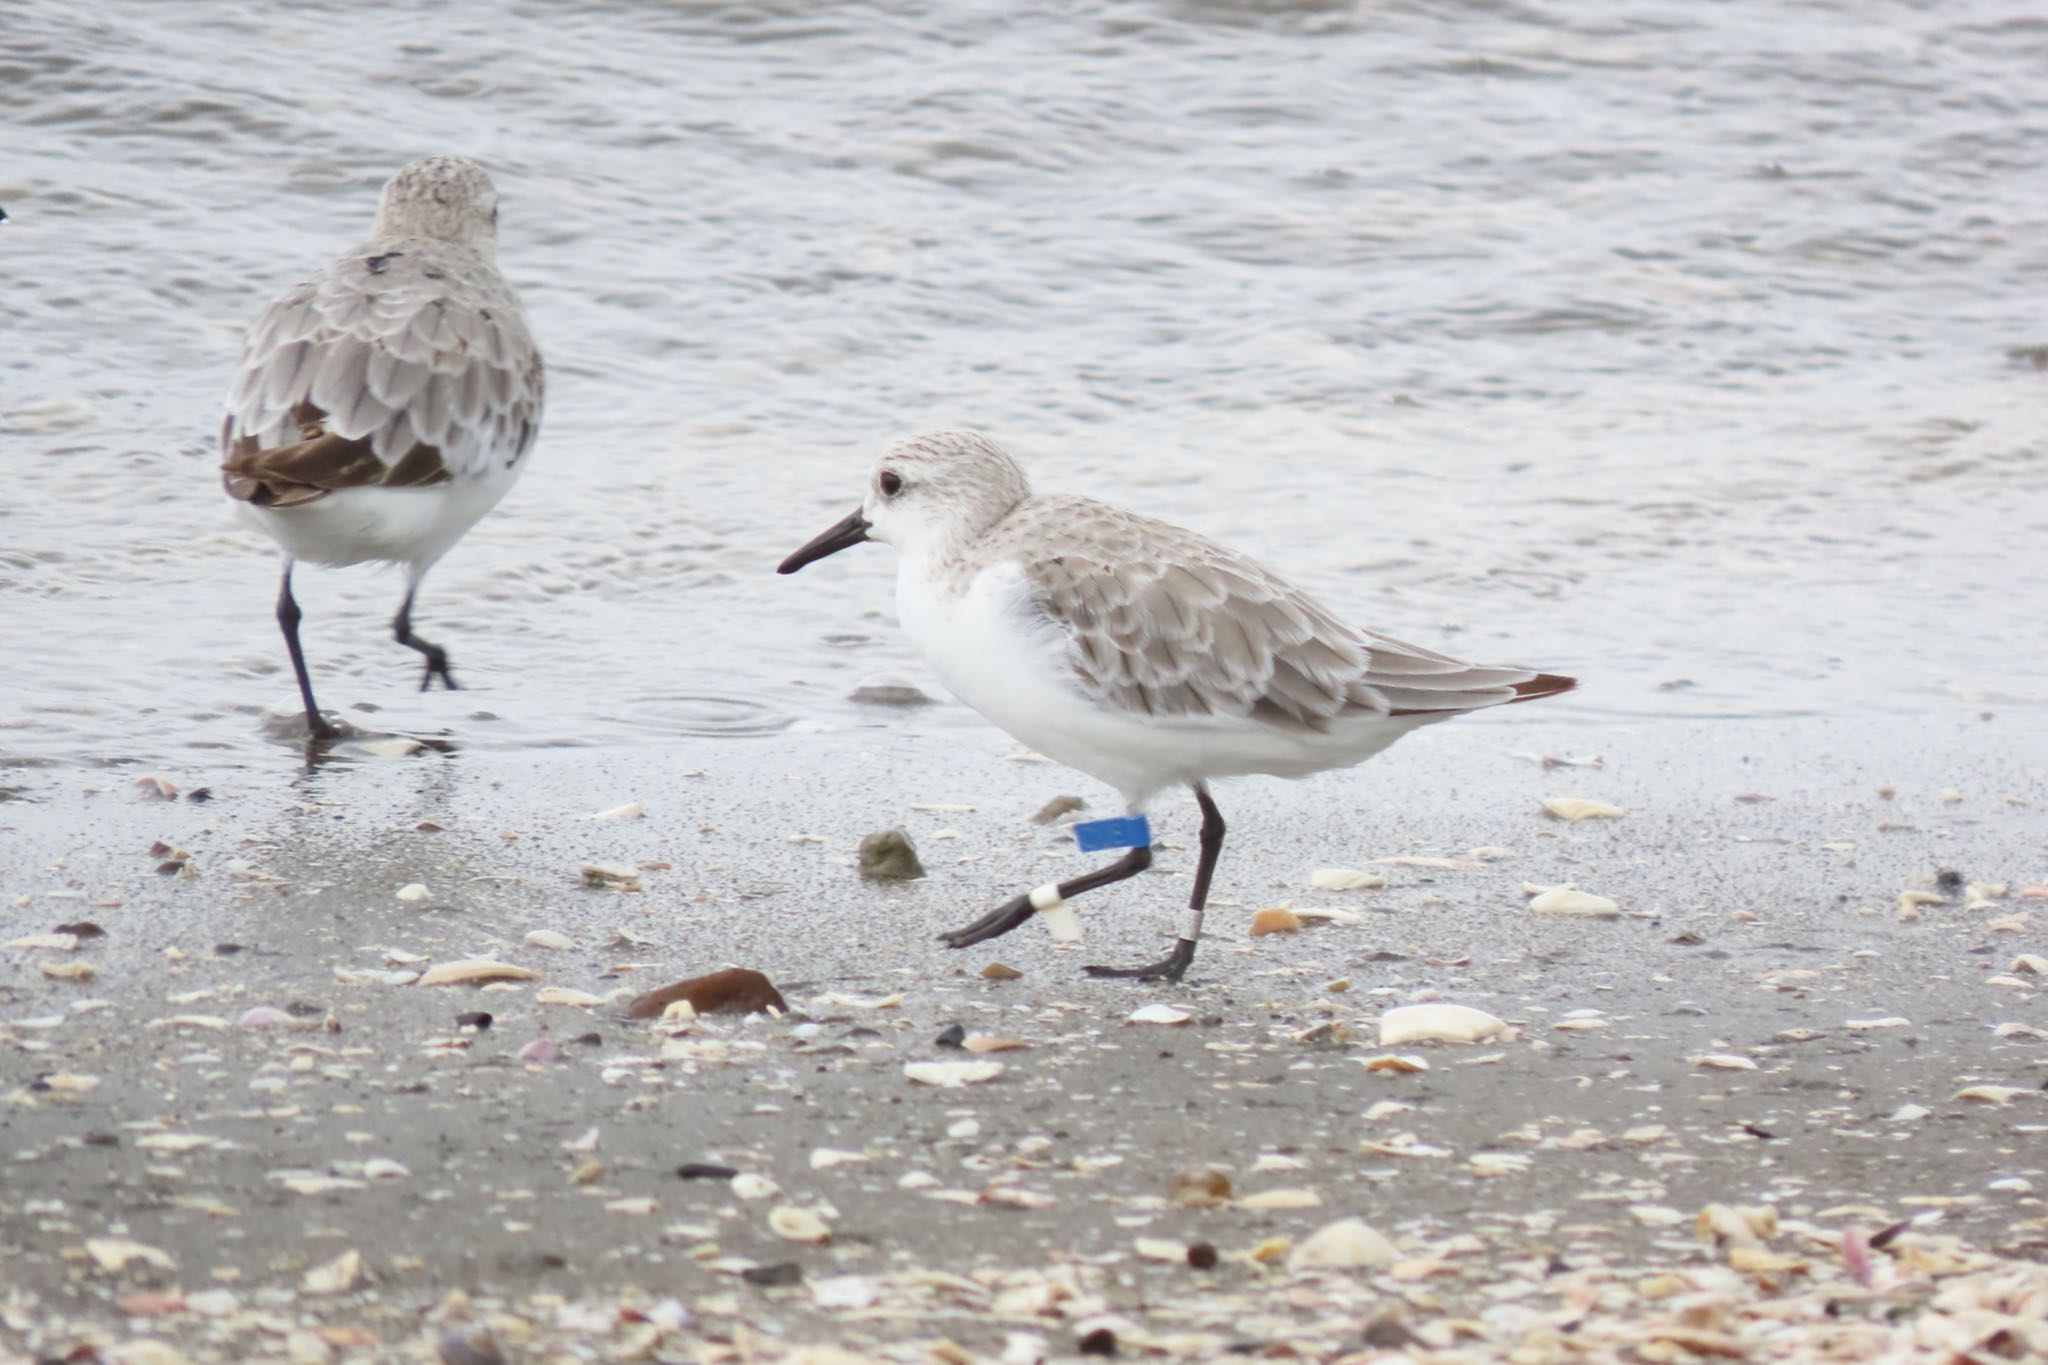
[221,155,544,741]
[780,430,1575,983]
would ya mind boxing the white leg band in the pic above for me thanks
[1028,883,1065,912]
[1178,908,1204,943]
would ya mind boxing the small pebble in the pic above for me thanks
[858,828,925,880]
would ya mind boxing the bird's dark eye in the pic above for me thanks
[878,470,903,497]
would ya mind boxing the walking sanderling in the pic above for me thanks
[780,430,1575,983]
[220,155,544,741]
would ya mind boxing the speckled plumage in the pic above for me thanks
[780,429,1575,983]
[221,156,544,740]
[222,155,543,519]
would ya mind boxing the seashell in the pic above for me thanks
[1377,1003,1507,1046]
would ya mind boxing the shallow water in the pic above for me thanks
[4,0,2046,779]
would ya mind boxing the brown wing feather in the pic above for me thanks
[221,236,541,507]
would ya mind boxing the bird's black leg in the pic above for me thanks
[1085,783,1224,984]
[393,584,457,691]
[276,564,335,741]
[938,844,1153,949]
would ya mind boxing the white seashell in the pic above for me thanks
[1237,1187,1320,1210]
[1689,1053,1759,1070]
[237,1007,295,1029]
[300,1249,363,1296]
[904,1060,1005,1087]
[1542,797,1626,821]
[1470,1152,1532,1177]
[810,1275,878,1310]
[1954,1085,2027,1105]
[1288,1218,1395,1270]
[1845,1017,1911,1030]
[1127,1004,1192,1026]
[417,959,539,986]
[1377,1003,1507,1046]
[5,933,78,951]
[808,991,903,1010]
[524,930,575,950]
[362,1158,409,1180]
[587,802,645,821]
[1309,868,1389,891]
[1134,1237,1187,1262]
[1527,885,1620,917]
[730,1172,781,1200]
[536,987,603,1007]
[768,1205,831,1243]
[810,1148,866,1170]
[86,1238,176,1272]
[395,883,430,902]
[1040,903,1082,942]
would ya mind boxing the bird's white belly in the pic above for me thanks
[896,560,1429,804]
[235,467,519,571]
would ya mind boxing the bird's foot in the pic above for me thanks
[936,894,1035,949]
[416,648,457,692]
[1083,938,1197,984]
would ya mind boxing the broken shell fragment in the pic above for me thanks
[904,1060,1005,1087]
[626,968,788,1018]
[768,1205,832,1242]
[1030,794,1086,824]
[236,1007,295,1029]
[1288,1218,1396,1271]
[1361,1054,1429,1073]
[1237,1187,1321,1210]
[395,883,430,903]
[1377,1003,1507,1046]
[6,933,78,951]
[1689,1054,1760,1071]
[417,960,540,987]
[980,962,1022,981]
[86,1237,176,1272]
[731,1172,782,1200]
[1527,885,1620,917]
[586,801,645,821]
[1697,1203,1777,1247]
[1039,902,1082,941]
[857,828,925,880]
[301,1249,364,1296]
[1167,1167,1232,1207]
[523,930,575,950]
[1309,868,1389,891]
[1127,1003,1192,1025]
[581,862,643,891]
[1542,796,1626,821]
[536,987,604,1007]
[1954,1085,2028,1105]
[1248,906,1302,936]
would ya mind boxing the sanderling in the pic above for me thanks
[780,430,1575,983]
[220,155,544,741]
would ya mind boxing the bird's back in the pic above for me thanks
[221,237,543,511]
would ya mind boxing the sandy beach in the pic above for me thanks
[3,710,2043,1361]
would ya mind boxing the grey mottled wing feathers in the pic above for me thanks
[1002,496,1544,728]
[221,239,542,506]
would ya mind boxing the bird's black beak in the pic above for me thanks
[778,507,871,574]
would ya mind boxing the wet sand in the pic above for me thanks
[2,710,2043,1360]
